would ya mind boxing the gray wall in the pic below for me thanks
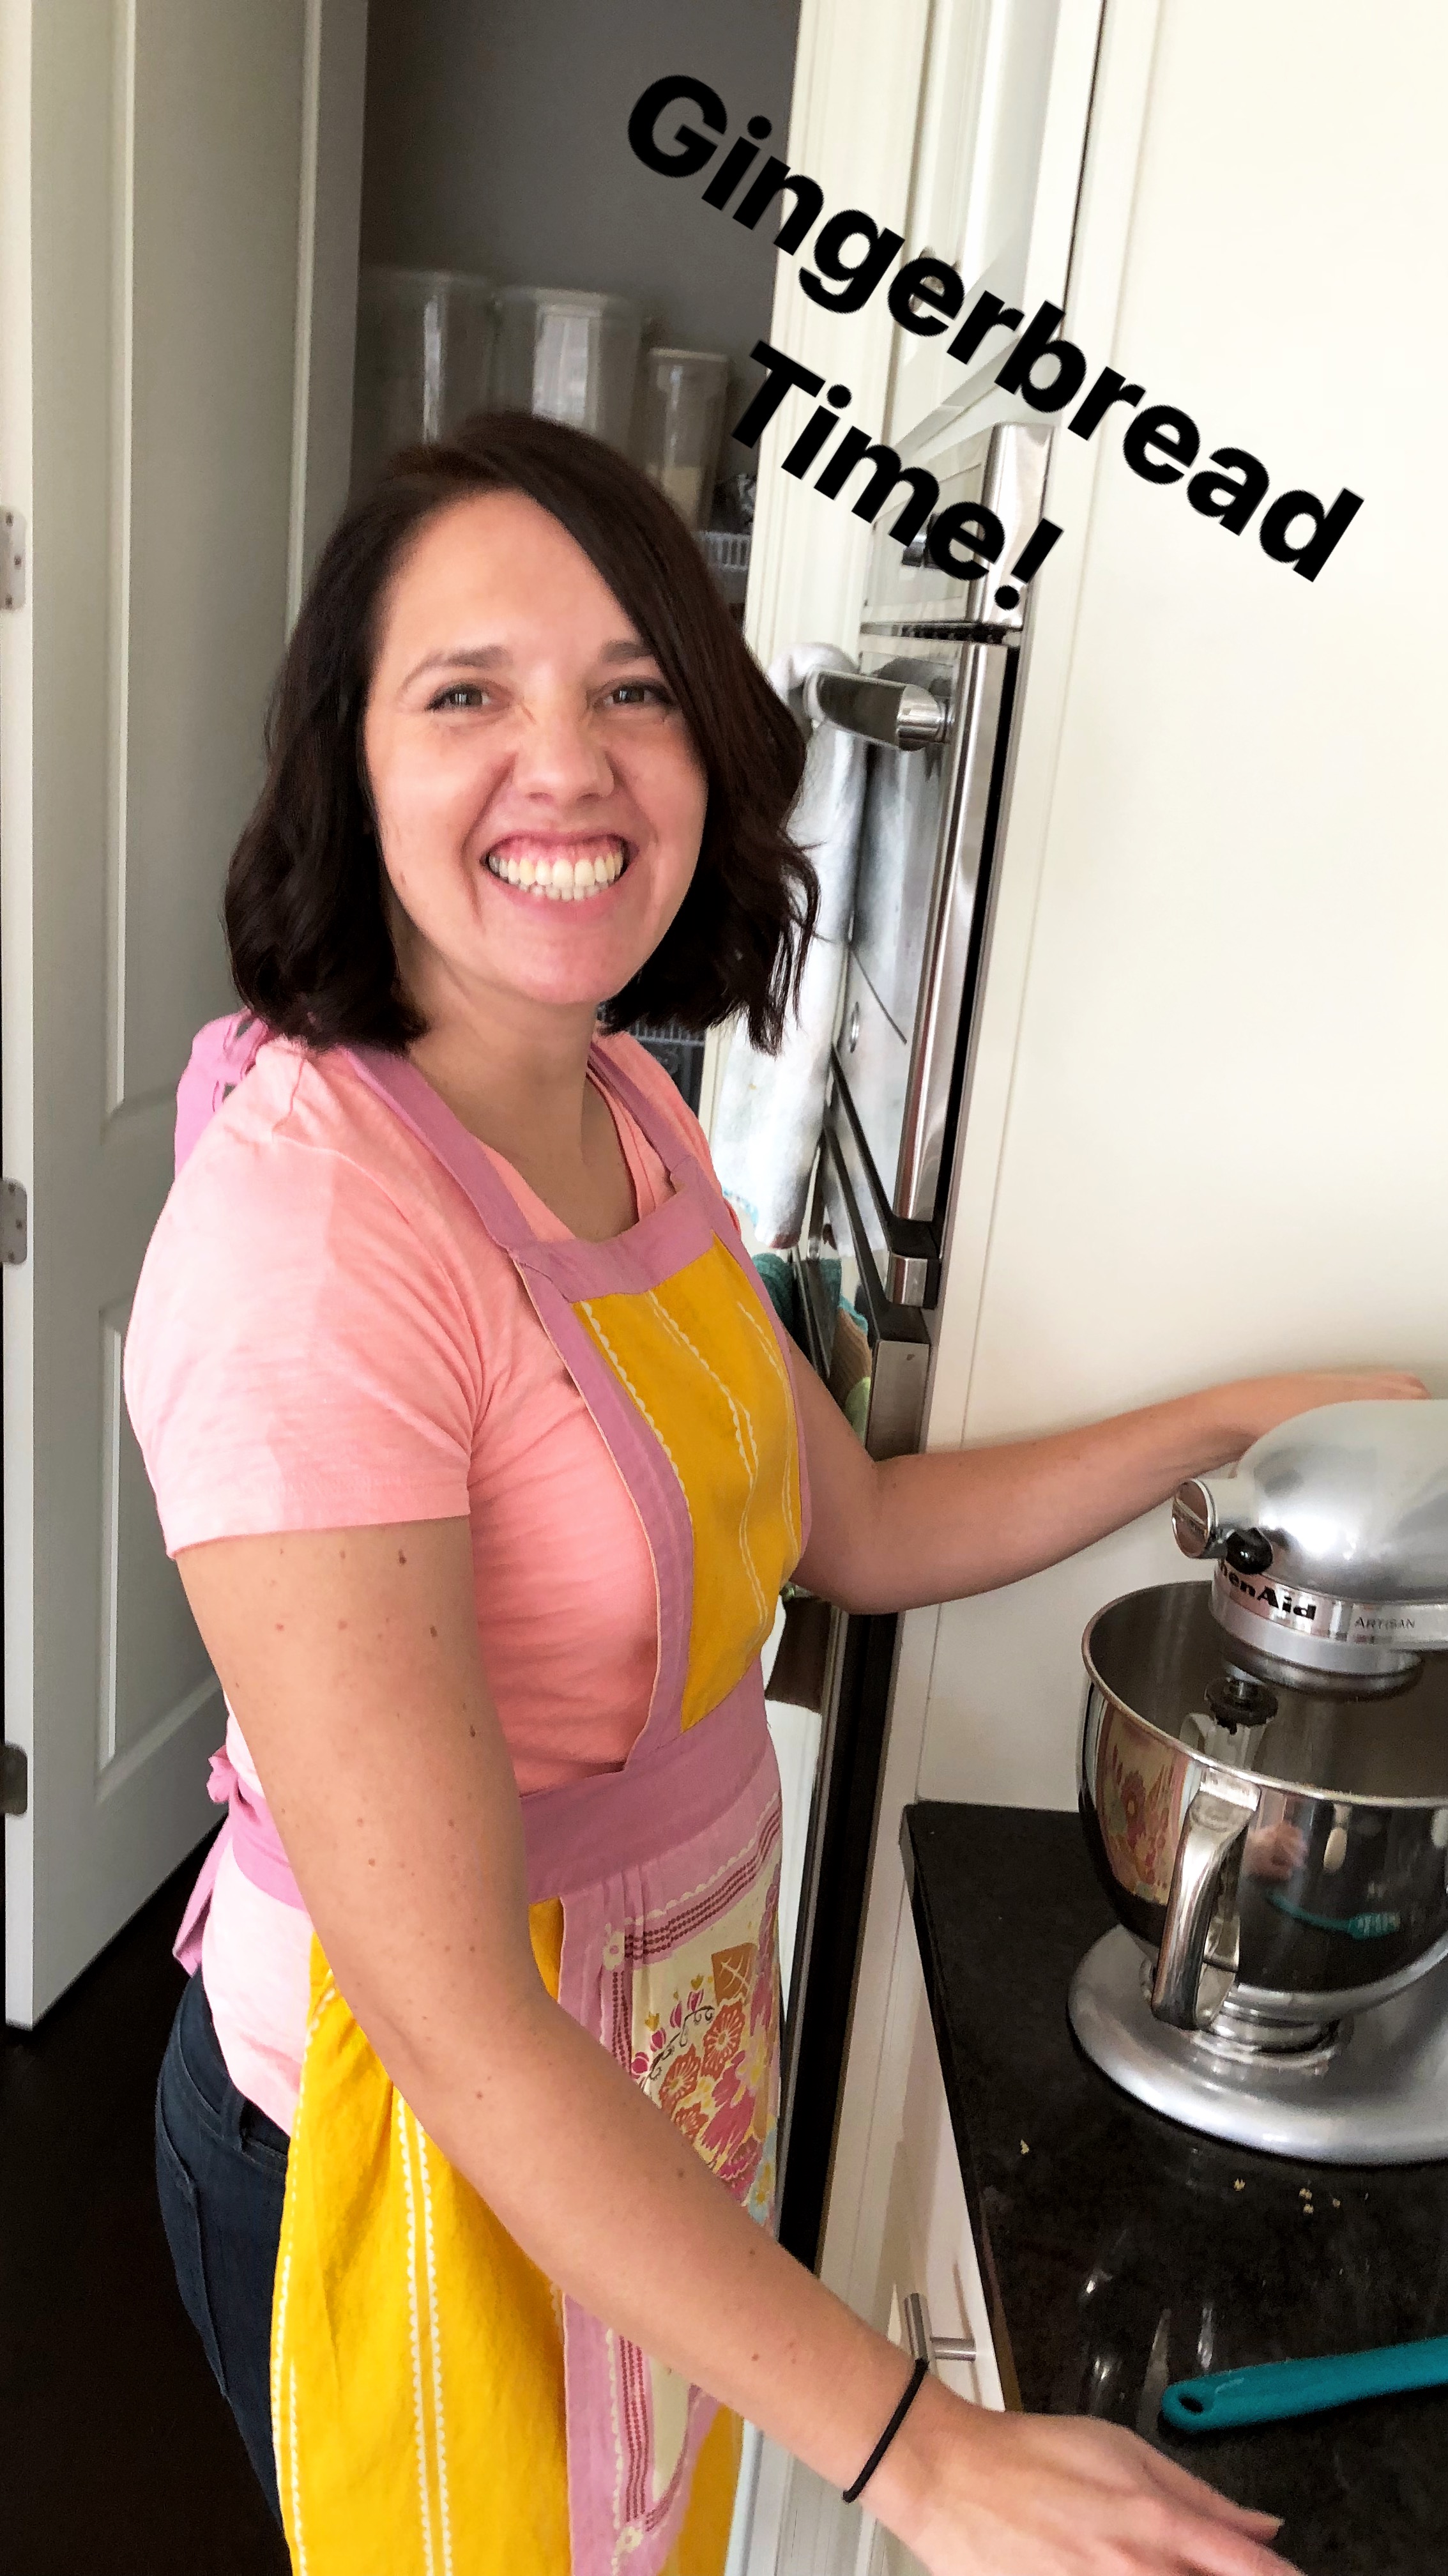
[358,0,802,408]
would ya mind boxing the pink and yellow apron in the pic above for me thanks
[177,1036,807,2575]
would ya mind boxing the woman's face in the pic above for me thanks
[362,489,709,1024]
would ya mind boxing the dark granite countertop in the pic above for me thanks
[901,1802,1448,2575]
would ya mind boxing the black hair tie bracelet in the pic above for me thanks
[842,2356,930,2503]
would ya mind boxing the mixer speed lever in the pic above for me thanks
[1224,1528,1274,1575]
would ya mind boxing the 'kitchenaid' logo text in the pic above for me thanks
[1223,1565,1319,1621]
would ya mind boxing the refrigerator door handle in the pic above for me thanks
[802,668,949,750]
[815,1119,932,1462]
[827,1072,938,1310]
[894,636,1015,1224]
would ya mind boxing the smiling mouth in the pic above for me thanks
[484,835,629,901]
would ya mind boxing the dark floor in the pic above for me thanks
[1,1848,289,2576]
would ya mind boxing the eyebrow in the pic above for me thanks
[402,637,658,688]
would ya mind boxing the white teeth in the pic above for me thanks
[485,839,627,896]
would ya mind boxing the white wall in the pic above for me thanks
[917,0,1448,1812]
[358,0,800,406]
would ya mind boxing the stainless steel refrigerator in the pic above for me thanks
[773,420,1051,2266]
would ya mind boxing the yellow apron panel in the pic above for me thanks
[575,1241,802,1728]
[275,1903,740,2575]
[274,1909,569,2573]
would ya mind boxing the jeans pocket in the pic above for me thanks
[172,1969,235,2134]
[237,2099,289,2179]
[174,1972,288,2177]
[155,2083,229,2398]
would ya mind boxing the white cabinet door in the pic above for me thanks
[743,0,1102,665]
[858,1919,1005,2575]
[0,0,367,2021]
[885,0,1104,451]
[743,0,933,670]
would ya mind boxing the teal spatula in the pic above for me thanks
[1162,2333,1448,2433]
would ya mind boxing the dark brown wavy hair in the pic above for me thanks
[224,411,815,1052]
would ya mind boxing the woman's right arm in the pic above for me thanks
[178,1515,1297,2576]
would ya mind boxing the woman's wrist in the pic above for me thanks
[841,2356,929,2503]
[1172,1377,1269,1473]
[858,2370,991,2550]
[814,2323,945,2503]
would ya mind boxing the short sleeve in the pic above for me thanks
[125,1124,480,1555]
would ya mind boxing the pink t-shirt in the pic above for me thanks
[125,1031,715,2133]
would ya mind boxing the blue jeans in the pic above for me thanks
[155,1970,288,2526]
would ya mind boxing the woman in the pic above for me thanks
[126,413,1412,2576]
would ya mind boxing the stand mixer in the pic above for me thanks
[1069,1400,1448,2161]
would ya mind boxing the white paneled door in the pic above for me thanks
[0,0,366,2023]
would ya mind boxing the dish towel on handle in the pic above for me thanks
[712,643,866,1248]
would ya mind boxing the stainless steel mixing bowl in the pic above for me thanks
[1079,1583,1448,2043]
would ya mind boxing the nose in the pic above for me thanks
[508,691,615,806]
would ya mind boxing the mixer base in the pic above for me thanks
[1070,1928,1448,2163]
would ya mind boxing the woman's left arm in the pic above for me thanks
[791,1361,1429,1615]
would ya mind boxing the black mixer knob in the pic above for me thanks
[1224,1527,1274,1576]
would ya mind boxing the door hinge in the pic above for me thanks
[1,1179,27,1263]
[1,1744,27,1816]
[1,508,25,609]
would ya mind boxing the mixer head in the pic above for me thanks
[1172,1399,1448,1685]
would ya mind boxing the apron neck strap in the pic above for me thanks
[344,1038,710,1253]
[344,1046,542,1251]
[584,1036,699,1192]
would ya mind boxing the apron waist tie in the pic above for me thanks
[174,1671,772,1970]
[173,1745,306,1977]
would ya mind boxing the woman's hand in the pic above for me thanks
[870,2383,1299,2576]
[1191,1368,1428,1469]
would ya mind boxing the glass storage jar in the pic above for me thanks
[636,347,730,530]
[350,266,495,490]
[491,287,641,452]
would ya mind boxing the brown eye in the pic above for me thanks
[429,682,490,711]
[607,682,673,709]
